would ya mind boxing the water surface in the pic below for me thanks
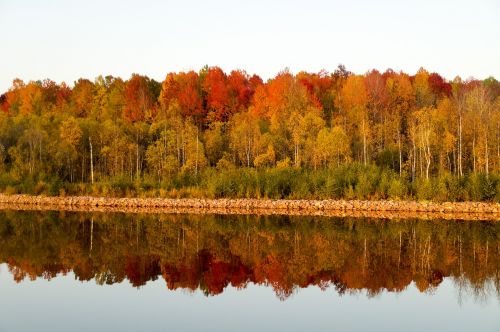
[0,211,498,331]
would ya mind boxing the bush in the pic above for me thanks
[414,179,434,201]
[465,173,498,201]
[48,177,63,196]
[263,167,299,198]
[0,162,498,202]
[388,178,407,200]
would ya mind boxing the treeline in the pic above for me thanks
[0,66,499,200]
[1,212,498,299]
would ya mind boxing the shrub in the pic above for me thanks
[388,178,407,200]
[263,167,298,198]
[414,179,433,201]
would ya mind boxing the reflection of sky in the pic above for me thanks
[0,264,498,332]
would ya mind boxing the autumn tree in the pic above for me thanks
[229,111,260,167]
[59,117,82,182]
[465,84,494,174]
[313,126,351,168]
[0,66,499,200]
[123,74,158,122]
[202,67,231,123]
[71,79,94,117]
[385,71,414,175]
[159,71,204,124]
[204,121,227,166]
[338,75,370,165]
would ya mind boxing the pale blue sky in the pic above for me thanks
[0,0,499,91]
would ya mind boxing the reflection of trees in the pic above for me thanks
[0,211,498,301]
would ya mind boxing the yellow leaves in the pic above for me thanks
[410,107,436,148]
[414,68,434,107]
[313,126,351,169]
[300,107,325,137]
[253,144,276,168]
[276,157,291,169]
[59,117,82,147]
[204,121,226,166]
[442,131,456,154]
[229,111,260,167]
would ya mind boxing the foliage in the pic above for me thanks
[0,67,499,201]
[0,212,498,298]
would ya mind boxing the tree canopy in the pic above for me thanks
[0,66,499,201]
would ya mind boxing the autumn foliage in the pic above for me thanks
[0,66,499,200]
[1,212,497,300]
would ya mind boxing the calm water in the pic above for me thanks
[0,211,498,332]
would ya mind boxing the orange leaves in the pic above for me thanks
[160,71,203,120]
[251,71,318,120]
[202,66,230,122]
[339,75,368,111]
[123,74,155,122]
[71,79,94,117]
[160,68,261,124]
[386,72,414,107]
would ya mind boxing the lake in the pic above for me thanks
[0,211,498,331]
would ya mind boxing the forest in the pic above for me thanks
[1,212,497,300]
[1,65,500,201]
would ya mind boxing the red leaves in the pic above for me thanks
[428,72,452,97]
[0,93,9,113]
[227,70,251,111]
[161,68,261,125]
[297,70,333,109]
[123,74,155,122]
[203,67,230,122]
[160,71,203,120]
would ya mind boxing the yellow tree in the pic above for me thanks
[181,120,207,175]
[434,97,456,174]
[229,111,261,167]
[253,144,276,168]
[313,126,350,169]
[204,121,226,166]
[385,72,414,175]
[59,117,82,182]
[252,71,322,165]
[413,68,434,108]
[409,107,436,179]
[465,84,494,174]
[338,75,370,165]
[294,107,325,168]
[146,127,179,183]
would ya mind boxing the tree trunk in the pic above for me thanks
[425,145,431,180]
[195,127,199,176]
[89,137,94,184]
[398,130,402,177]
[458,113,463,177]
[485,131,489,176]
[136,131,140,179]
[362,119,367,165]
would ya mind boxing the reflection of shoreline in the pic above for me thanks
[1,212,497,300]
[2,260,497,305]
[1,194,500,221]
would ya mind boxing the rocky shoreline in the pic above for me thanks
[0,194,499,221]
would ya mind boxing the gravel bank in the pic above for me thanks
[0,194,499,221]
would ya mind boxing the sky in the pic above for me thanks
[0,0,499,91]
